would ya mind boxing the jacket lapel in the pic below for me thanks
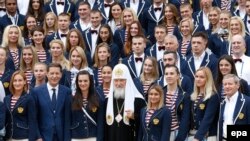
[137,0,145,16]
[128,55,137,77]
[233,93,245,123]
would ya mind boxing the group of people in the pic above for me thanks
[0,0,250,141]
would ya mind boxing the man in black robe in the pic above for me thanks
[104,64,146,141]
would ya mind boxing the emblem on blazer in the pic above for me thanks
[153,118,159,125]
[92,107,97,113]
[239,113,244,119]
[17,107,24,113]
[199,104,205,110]
[3,82,9,88]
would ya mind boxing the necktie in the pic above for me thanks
[154,7,161,12]
[158,46,165,51]
[91,30,98,34]
[135,57,143,62]
[61,34,67,37]
[57,1,64,5]
[234,58,242,63]
[248,20,250,24]
[52,88,56,113]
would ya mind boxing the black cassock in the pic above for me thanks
[104,98,146,141]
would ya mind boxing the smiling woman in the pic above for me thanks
[1,25,24,70]
[138,84,171,141]
[20,45,38,87]
[3,71,39,140]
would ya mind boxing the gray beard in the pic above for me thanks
[114,88,125,99]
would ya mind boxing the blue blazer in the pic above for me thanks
[162,87,191,141]
[4,94,39,140]
[121,0,150,23]
[218,93,250,141]
[31,84,72,141]
[138,107,171,141]
[0,13,25,32]
[190,93,220,140]
[122,54,147,79]
[208,33,227,58]
[69,19,85,35]
[45,31,62,49]
[243,16,250,36]
[0,68,14,96]
[186,52,218,85]
[193,11,208,30]
[97,3,110,24]
[44,0,76,21]
[6,47,22,71]
[113,28,126,57]
[145,43,164,59]
[68,95,104,141]
[82,28,96,56]
[142,5,165,43]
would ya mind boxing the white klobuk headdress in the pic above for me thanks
[106,64,144,125]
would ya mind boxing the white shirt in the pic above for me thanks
[130,0,139,15]
[7,13,18,25]
[223,92,239,138]
[134,53,144,77]
[104,1,114,18]
[88,0,96,9]
[17,0,30,15]
[90,25,100,58]
[235,6,246,19]
[234,55,250,85]
[79,19,91,31]
[58,30,68,48]
[47,83,59,100]
[156,43,164,61]
[202,11,209,30]
[0,7,6,17]
[193,51,205,71]
[56,0,65,15]
[154,3,163,20]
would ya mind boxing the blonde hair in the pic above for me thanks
[228,16,246,40]
[49,39,70,70]
[69,46,88,69]
[147,84,164,110]
[1,25,24,48]
[121,8,138,28]
[140,57,159,83]
[43,12,58,35]
[191,67,217,101]
[20,45,38,71]
[93,42,111,68]
[178,18,194,35]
